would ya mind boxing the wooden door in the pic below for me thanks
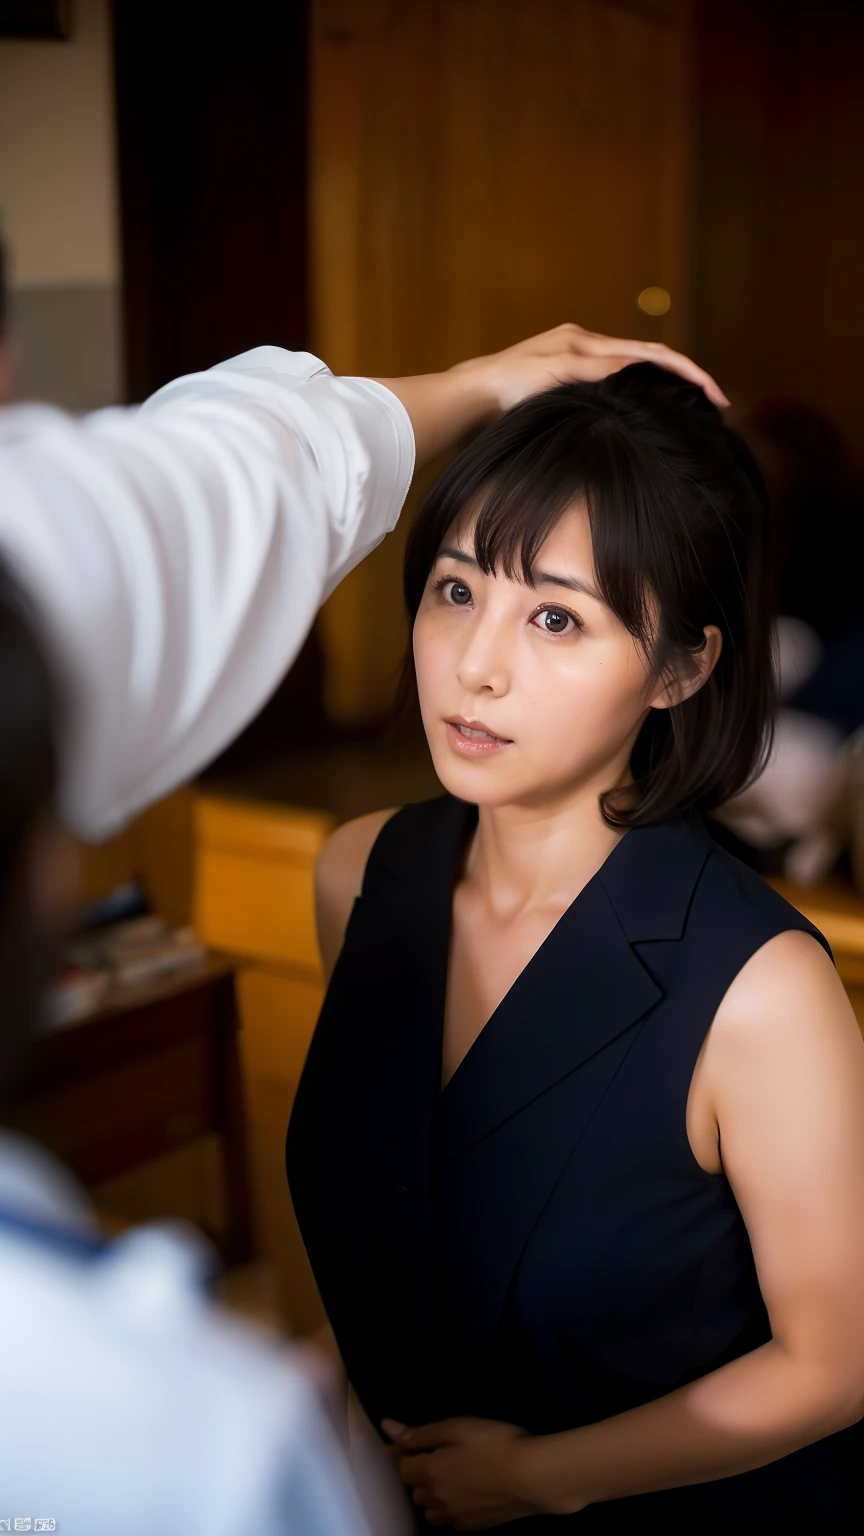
[311,0,694,721]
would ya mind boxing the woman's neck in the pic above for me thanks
[467,775,628,921]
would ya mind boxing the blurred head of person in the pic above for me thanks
[0,563,69,1104]
[403,363,775,827]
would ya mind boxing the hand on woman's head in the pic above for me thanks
[459,322,730,416]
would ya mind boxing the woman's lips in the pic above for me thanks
[444,719,512,756]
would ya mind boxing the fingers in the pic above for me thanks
[528,322,729,408]
[397,1452,432,1486]
[568,328,729,407]
[630,345,729,408]
[412,1487,443,1509]
[383,1416,462,1450]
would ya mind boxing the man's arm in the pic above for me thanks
[377,323,728,461]
[0,347,412,838]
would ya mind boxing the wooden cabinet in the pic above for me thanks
[195,796,332,971]
[10,958,254,1266]
[193,793,334,1335]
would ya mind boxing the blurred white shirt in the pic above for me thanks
[0,347,414,839]
[0,349,416,1532]
[0,1131,372,1536]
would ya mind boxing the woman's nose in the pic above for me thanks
[455,617,512,695]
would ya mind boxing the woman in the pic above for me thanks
[286,364,864,1530]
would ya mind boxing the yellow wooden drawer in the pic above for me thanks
[193,795,334,972]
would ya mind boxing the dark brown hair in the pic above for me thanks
[403,362,775,827]
[0,564,61,1101]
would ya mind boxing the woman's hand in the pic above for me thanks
[375,322,728,465]
[382,1415,574,1530]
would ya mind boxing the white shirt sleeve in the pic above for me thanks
[0,347,415,839]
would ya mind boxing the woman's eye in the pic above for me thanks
[533,607,577,635]
[444,579,473,606]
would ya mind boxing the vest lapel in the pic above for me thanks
[431,817,712,1367]
[436,874,661,1163]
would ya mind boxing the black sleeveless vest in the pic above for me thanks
[286,796,860,1530]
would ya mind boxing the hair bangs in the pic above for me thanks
[411,405,657,648]
[470,416,660,656]
[468,479,578,586]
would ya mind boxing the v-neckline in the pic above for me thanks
[436,798,630,1099]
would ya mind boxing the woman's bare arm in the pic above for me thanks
[315,809,399,981]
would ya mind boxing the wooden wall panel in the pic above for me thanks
[694,0,864,450]
[311,0,694,722]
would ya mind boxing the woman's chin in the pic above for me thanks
[427,743,524,806]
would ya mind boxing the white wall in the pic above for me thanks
[0,0,123,405]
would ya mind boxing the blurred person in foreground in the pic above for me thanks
[0,231,728,1533]
[0,566,377,1532]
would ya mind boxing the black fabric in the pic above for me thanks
[286,795,862,1529]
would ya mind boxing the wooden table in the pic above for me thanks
[6,953,255,1264]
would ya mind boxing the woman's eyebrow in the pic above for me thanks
[436,545,478,567]
[535,569,602,601]
[436,546,602,603]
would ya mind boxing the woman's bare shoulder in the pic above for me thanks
[316,808,400,906]
[716,928,850,1041]
[315,808,400,980]
[705,928,864,1111]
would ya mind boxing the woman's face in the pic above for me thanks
[413,503,665,811]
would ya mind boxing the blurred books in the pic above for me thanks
[68,915,206,986]
[48,882,206,1026]
[49,965,111,1026]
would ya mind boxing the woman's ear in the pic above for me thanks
[649,625,723,711]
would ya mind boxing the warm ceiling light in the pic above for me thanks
[637,286,671,316]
